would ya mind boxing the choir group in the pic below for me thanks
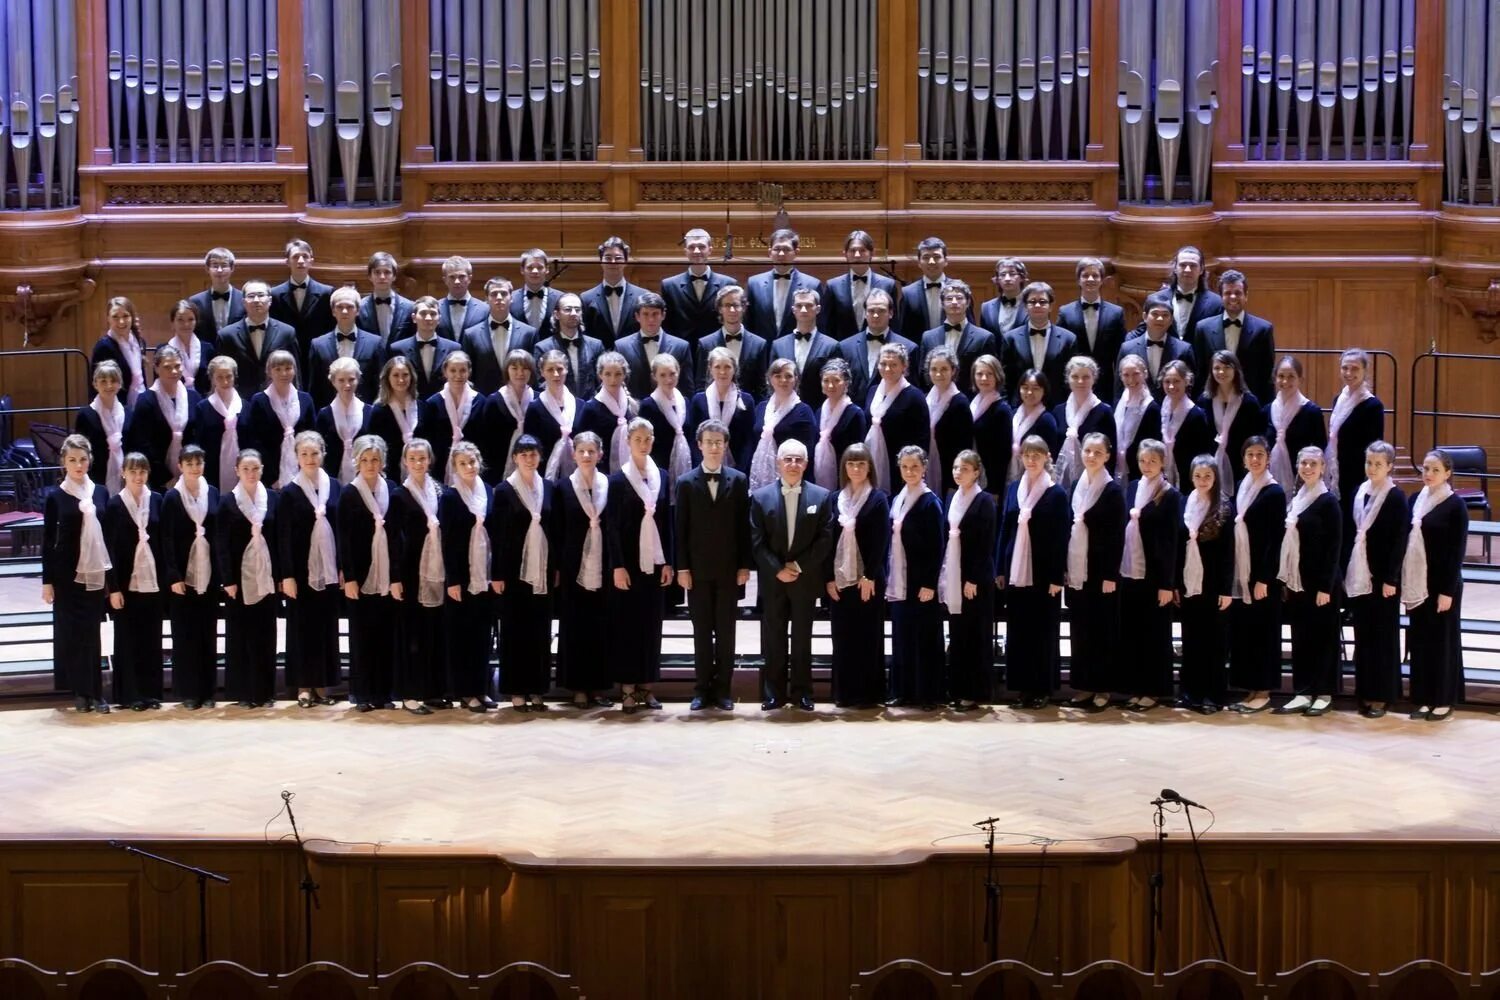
[40,235,1468,721]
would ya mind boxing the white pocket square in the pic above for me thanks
[805,504,817,514]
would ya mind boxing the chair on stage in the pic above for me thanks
[63,959,160,999]
[1058,960,1156,999]
[475,961,580,999]
[174,961,272,1000]
[1160,959,1258,999]
[1438,444,1493,561]
[850,958,960,997]
[1377,959,1473,1000]
[957,959,1055,998]
[1272,959,1374,999]
[276,961,369,1000]
[0,958,64,1000]
[378,961,473,999]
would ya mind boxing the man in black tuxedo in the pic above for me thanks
[979,257,1030,337]
[749,439,835,711]
[434,255,488,342]
[824,229,900,341]
[389,296,462,400]
[1116,293,1196,399]
[614,292,696,398]
[695,284,773,400]
[268,239,336,371]
[356,251,416,345]
[745,228,824,339]
[999,281,1078,407]
[839,287,916,403]
[517,248,566,342]
[1055,256,1127,401]
[215,279,299,396]
[534,292,605,399]
[1192,269,1276,404]
[916,280,997,395]
[660,227,736,348]
[1166,244,1224,344]
[462,277,539,395]
[770,289,841,409]
[675,420,752,710]
[898,236,970,336]
[579,235,651,348]
[189,246,245,344]
[306,287,386,408]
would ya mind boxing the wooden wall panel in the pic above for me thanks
[15,878,139,970]
[762,883,849,1000]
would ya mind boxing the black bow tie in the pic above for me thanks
[704,472,721,482]
[774,272,791,281]
[944,323,962,333]
[868,332,887,344]
[1175,291,1193,302]
[723,332,741,342]
[851,274,868,284]
[490,320,509,331]
[603,285,622,297]
[418,339,436,350]
[526,289,546,300]
[1030,327,1048,337]
[640,333,659,342]
[336,332,357,342]
[1080,300,1100,311]
[925,282,943,290]
[290,282,307,291]
[795,332,813,341]
[1148,340,1166,350]
[373,296,392,306]
[999,296,1017,307]
[447,299,466,307]
[1224,317,1243,328]
[690,274,708,283]
[211,290,231,301]
[247,323,266,332]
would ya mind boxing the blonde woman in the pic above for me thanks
[42,435,114,711]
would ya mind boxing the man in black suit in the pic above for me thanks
[534,292,605,399]
[389,296,462,400]
[356,250,416,345]
[745,228,824,339]
[1166,244,1224,344]
[215,279,300,396]
[676,419,752,710]
[268,239,336,371]
[462,277,539,395]
[916,280,998,395]
[306,287,386,408]
[1116,293,1196,399]
[770,289,841,409]
[824,229,900,341]
[189,246,246,344]
[1055,256,1127,401]
[516,248,566,342]
[978,257,1030,337]
[1192,269,1276,404]
[433,255,488,342]
[839,287,916,403]
[578,235,650,348]
[897,236,968,336]
[695,283,773,400]
[660,227,736,348]
[614,292,696,398]
[999,281,1078,407]
[749,439,835,711]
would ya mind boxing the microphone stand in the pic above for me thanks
[1183,804,1228,962]
[1147,797,1167,975]
[975,818,1002,963]
[109,840,229,967]
[282,791,320,965]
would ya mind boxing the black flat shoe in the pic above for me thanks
[529,701,550,712]
[149,699,163,709]
[797,696,816,711]
[425,698,453,710]
[690,696,706,711]
[642,694,663,710]
[297,695,314,709]
[1427,707,1454,722]
[761,698,782,711]
[884,697,907,708]
[405,704,433,716]
[74,697,92,713]
[355,702,375,713]
[202,699,217,709]
[183,699,201,711]
[131,701,148,712]
[1358,704,1387,719]
[1408,707,1430,721]
[1194,701,1221,716]
[512,702,531,714]
[592,696,615,708]
[95,701,111,714]
[1025,696,1051,710]
[716,697,735,711]
[466,701,489,713]
[1228,700,1270,714]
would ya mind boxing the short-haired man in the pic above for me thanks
[1165,245,1223,343]
[534,292,605,399]
[435,255,488,341]
[979,257,1030,336]
[1055,257,1127,401]
[824,229,900,341]
[1115,292,1196,399]
[695,284,773,400]
[189,246,245,342]
[215,278,299,397]
[579,236,652,348]
[770,288,841,409]
[660,227,737,346]
[838,287,917,404]
[269,239,336,369]
[745,228,825,338]
[356,251,417,344]
[307,286,385,408]
[517,248,566,342]
[898,236,968,335]
[462,276,540,395]
[749,438,835,711]
[916,279,997,395]
[389,296,463,399]
[614,291,696,398]
[999,281,1078,407]
[1192,269,1275,404]
[675,419,752,711]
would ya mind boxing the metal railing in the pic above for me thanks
[1410,350,1500,478]
[1280,346,1402,456]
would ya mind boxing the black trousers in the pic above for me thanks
[348,593,397,705]
[688,576,738,699]
[225,594,278,703]
[112,590,165,704]
[169,588,220,702]
[53,581,106,699]
[890,599,946,704]
[1349,591,1401,703]
[1285,589,1341,696]
[759,582,815,703]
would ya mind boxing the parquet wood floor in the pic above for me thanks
[1,700,1496,866]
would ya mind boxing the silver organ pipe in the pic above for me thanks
[1186,0,1216,204]
[304,0,333,202]
[302,0,401,203]
[1441,0,1500,203]
[228,0,246,157]
[1118,0,1150,199]
[0,0,82,209]
[1117,0,1215,202]
[1154,0,1184,202]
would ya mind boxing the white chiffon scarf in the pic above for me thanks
[1232,469,1275,602]
[652,388,694,501]
[1158,392,1190,486]
[834,484,872,590]
[1277,479,1328,592]
[864,379,908,493]
[1066,466,1110,589]
[61,477,111,590]
[232,482,275,605]
[1113,386,1152,480]
[508,470,549,594]
[941,484,978,613]
[1212,392,1246,501]
[174,476,212,594]
[455,478,491,595]
[1326,385,1371,497]
[149,379,190,478]
[1009,404,1046,482]
[1120,475,1164,580]
[206,390,242,492]
[114,332,145,405]
[1008,470,1053,588]
[1269,393,1310,494]
[119,486,159,593]
[925,383,959,491]
[1181,488,1214,597]
[403,473,446,607]
[498,383,535,478]
[1402,484,1455,610]
[541,387,578,479]
[352,474,391,595]
[887,483,929,601]
[750,392,800,490]
[1343,479,1395,598]
[815,394,852,490]
[331,396,366,485]
[89,395,127,494]
[267,384,301,487]
[294,468,340,589]
[1055,392,1099,490]
[570,468,608,591]
[594,385,632,473]
[170,334,202,388]
[622,457,665,573]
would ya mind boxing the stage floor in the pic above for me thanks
[2,700,1497,864]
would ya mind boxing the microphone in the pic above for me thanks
[1160,788,1206,810]
[972,817,1000,828]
